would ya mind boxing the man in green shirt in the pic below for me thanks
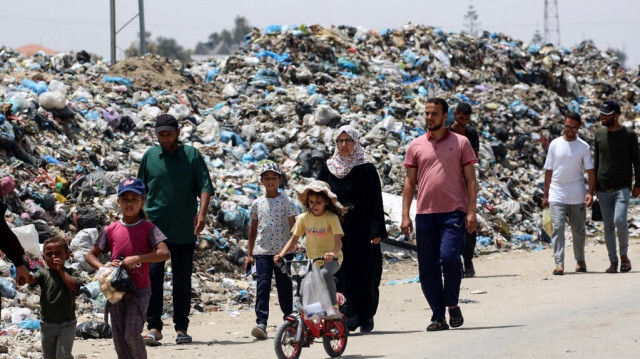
[138,114,213,345]
[594,99,640,274]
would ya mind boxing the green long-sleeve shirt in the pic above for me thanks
[137,143,213,244]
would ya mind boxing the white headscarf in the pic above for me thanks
[326,125,372,179]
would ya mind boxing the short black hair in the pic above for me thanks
[426,97,448,114]
[455,102,472,115]
[43,236,71,254]
[565,112,581,125]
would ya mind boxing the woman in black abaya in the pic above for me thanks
[318,125,387,333]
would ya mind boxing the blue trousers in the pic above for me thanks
[255,254,293,325]
[598,188,631,262]
[415,211,466,321]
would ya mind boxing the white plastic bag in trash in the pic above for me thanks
[71,228,99,272]
[168,104,191,120]
[38,92,66,110]
[0,259,10,277]
[10,224,40,256]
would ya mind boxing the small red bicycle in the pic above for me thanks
[274,257,348,359]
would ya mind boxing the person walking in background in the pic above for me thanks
[594,99,640,273]
[449,103,480,278]
[26,237,80,359]
[401,97,478,332]
[86,178,169,358]
[317,125,387,333]
[244,162,299,340]
[542,112,595,275]
[137,114,214,345]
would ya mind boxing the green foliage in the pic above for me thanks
[207,16,252,47]
[155,37,191,63]
[462,2,481,37]
[125,32,191,63]
[532,29,543,45]
[607,47,627,68]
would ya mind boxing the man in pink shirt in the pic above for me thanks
[401,97,478,332]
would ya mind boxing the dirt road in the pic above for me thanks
[74,239,640,359]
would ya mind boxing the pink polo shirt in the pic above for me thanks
[404,129,477,214]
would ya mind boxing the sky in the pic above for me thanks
[1,0,639,68]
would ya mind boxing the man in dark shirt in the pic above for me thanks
[594,99,640,273]
[450,103,479,278]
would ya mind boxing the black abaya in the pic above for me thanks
[318,163,387,324]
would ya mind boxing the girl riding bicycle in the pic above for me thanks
[274,180,347,318]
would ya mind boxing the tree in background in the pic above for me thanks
[607,47,627,68]
[202,16,252,48]
[155,37,192,63]
[462,1,481,37]
[125,32,191,63]
[232,16,251,43]
[532,28,543,45]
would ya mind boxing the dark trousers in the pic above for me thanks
[415,211,466,321]
[254,254,293,325]
[336,240,382,324]
[147,242,195,332]
[462,230,477,265]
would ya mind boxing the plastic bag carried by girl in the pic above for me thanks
[300,264,338,319]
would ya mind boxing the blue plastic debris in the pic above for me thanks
[386,275,420,285]
[205,68,219,82]
[265,24,283,34]
[20,79,48,95]
[255,51,291,64]
[102,76,132,86]
[477,236,493,246]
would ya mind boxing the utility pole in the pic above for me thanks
[109,0,147,65]
[110,0,116,65]
[544,0,560,45]
[139,0,146,55]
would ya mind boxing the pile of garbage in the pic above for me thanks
[1,22,639,354]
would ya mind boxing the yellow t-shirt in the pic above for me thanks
[292,211,344,265]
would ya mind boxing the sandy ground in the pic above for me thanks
[73,238,640,359]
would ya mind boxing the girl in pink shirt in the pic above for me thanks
[86,178,169,358]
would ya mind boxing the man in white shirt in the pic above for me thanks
[543,112,596,275]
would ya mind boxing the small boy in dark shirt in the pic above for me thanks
[27,237,79,359]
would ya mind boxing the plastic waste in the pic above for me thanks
[0,278,16,299]
[102,76,132,86]
[75,321,112,339]
[20,79,48,95]
[19,319,40,330]
[10,224,40,256]
[38,92,66,110]
[102,108,121,128]
[168,104,191,120]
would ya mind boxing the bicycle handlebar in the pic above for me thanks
[276,257,324,276]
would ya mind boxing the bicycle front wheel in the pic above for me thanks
[274,321,302,359]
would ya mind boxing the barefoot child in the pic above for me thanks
[26,237,80,359]
[86,178,169,358]
[244,162,299,339]
[273,180,346,318]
